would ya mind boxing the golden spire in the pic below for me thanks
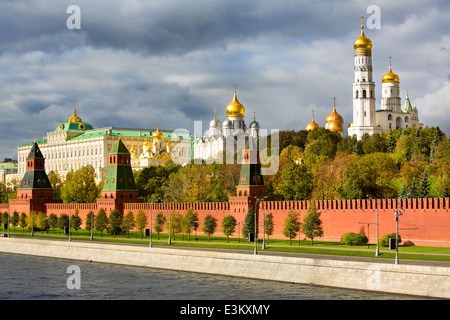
[353,15,372,52]
[306,110,320,131]
[214,109,217,120]
[66,88,83,123]
[152,122,164,140]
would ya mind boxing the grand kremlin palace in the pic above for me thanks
[12,107,193,185]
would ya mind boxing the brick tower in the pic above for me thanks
[96,137,142,213]
[10,140,61,214]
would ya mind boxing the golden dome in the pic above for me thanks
[325,98,344,124]
[382,57,399,83]
[348,121,354,128]
[353,16,372,51]
[327,120,344,132]
[152,123,164,140]
[226,89,245,118]
[306,110,320,131]
[325,98,344,132]
[67,108,82,123]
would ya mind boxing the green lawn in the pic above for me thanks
[4,227,450,262]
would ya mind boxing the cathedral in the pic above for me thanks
[193,87,260,162]
[307,16,423,139]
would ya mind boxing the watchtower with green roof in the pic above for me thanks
[97,138,142,213]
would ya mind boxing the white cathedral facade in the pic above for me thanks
[348,16,423,140]
[193,89,260,162]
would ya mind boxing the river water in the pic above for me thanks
[0,252,432,301]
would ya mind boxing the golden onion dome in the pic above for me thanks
[152,123,164,140]
[306,110,320,131]
[382,57,399,83]
[325,98,344,124]
[67,108,82,123]
[226,90,245,118]
[327,120,344,132]
[348,121,354,128]
[129,144,136,154]
[353,16,372,51]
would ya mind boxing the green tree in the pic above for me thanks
[154,212,165,239]
[221,215,237,242]
[35,211,48,232]
[202,214,217,242]
[283,210,301,245]
[47,170,63,199]
[121,211,136,238]
[85,211,95,232]
[264,213,274,244]
[417,170,430,198]
[108,209,123,237]
[94,209,109,237]
[10,211,19,232]
[19,213,27,232]
[301,202,323,246]
[57,213,69,233]
[47,213,58,234]
[135,210,148,239]
[71,210,82,234]
[279,163,312,200]
[181,208,198,241]
[242,209,255,240]
[61,165,99,203]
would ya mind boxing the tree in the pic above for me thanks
[121,211,136,238]
[10,211,19,232]
[95,209,109,237]
[181,208,198,241]
[47,213,58,234]
[71,210,82,234]
[57,213,69,233]
[283,210,301,245]
[108,209,123,237]
[242,209,255,240]
[47,170,63,199]
[279,163,312,200]
[221,215,237,242]
[85,211,95,232]
[202,214,217,242]
[417,170,430,198]
[135,210,148,239]
[19,213,27,232]
[61,165,99,203]
[154,212,166,240]
[166,211,183,240]
[264,213,274,244]
[301,202,323,246]
[35,211,48,232]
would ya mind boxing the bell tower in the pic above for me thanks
[348,16,381,139]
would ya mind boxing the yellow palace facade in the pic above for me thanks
[15,107,193,184]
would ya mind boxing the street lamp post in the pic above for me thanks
[375,200,379,257]
[254,203,257,255]
[168,210,171,246]
[394,209,402,265]
[149,203,153,248]
[69,208,71,242]
[90,210,94,241]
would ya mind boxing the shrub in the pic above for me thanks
[342,232,369,246]
[379,233,402,247]
[403,240,415,246]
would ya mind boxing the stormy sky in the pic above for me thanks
[0,0,449,160]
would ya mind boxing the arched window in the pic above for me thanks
[355,90,359,98]
[363,90,367,98]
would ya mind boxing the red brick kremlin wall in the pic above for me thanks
[34,197,450,247]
